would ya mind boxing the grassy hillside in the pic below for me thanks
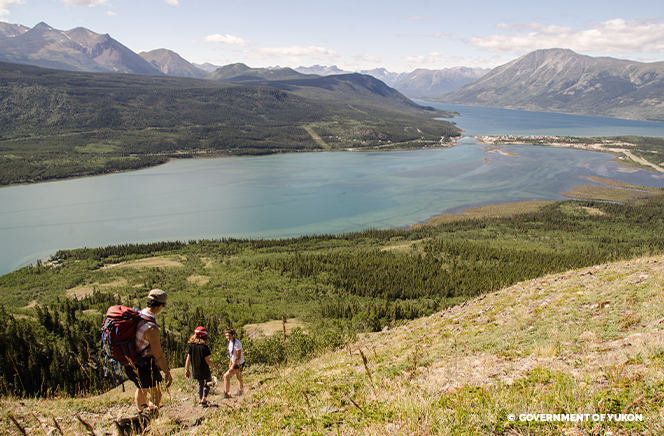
[2,253,662,435]
[0,62,460,185]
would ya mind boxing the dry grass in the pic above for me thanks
[561,177,661,203]
[186,275,210,286]
[101,256,185,269]
[412,200,553,228]
[243,318,307,339]
[65,278,128,299]
[561,184,658,203]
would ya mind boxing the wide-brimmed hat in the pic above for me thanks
[147,289,167,304]
[195,326,208,338]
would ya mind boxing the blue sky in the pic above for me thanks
[2,0,664,72]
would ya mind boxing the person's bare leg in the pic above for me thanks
[149,385,162,407]
[236,371,243,392]
[135,388,149,412]
[223,370,232,394]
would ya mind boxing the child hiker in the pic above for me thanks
[222,327,245,399]
[185,326,221,406]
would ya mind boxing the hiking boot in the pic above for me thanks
[222,392,231,399]
[139,406,159,420]
[234,390,243,397]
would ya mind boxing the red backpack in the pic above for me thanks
[100,306,151,388]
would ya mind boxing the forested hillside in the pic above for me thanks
[0,62,459,185]
[1,190,663,398]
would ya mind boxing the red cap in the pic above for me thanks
[194,326,207,338]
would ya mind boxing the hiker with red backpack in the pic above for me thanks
[184,326,221,406]
[123,289,172,413]
[101,289,173,432]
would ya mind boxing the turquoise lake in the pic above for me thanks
[2,103,664,275]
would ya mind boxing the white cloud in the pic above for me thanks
[434,32,455,40]
[205,33,255,47]
[106,10,116,16]
[0,0,22,17]
[404,16,434,21]
[354,55,382,63]
[468,18,664,54]
[165,0,179,6]
[405,52,442,64]
[61,0,108,6]
[252,45,339,58]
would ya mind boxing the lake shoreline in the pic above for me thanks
[410,172,664,231]
[5,131,664,189]
[0,138,461,188]
[474,135,664,174]
[409,200,555,229]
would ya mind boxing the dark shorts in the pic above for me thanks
[233,362,245,371]
[124,358,162,389]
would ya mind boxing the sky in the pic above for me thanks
[1,0,664,73]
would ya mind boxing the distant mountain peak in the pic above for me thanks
[0,22,29,38]
[25,22,59,36]
[294,65,350,76]
[438,48,664,121]
[393,66,489,99]
[28,22,63,36]
[66,26,105,38]
[192,62,220,73]
[0,22,162,75]
[139,48,207,77]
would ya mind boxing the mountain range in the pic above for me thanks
[0,22,487,97]
[438,48,664,121]
[205,63,432,114]
[294,65,490,99]
[294,65,409,86]
[3,22,664,122]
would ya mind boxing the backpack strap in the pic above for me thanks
[133,311,157,366]
[228,339,236,362]
[102,352,127,392]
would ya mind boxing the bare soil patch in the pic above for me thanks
[243,318,307,339]
[102,257,184,269]
[186,275,210,286]
[66,278,128,299]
